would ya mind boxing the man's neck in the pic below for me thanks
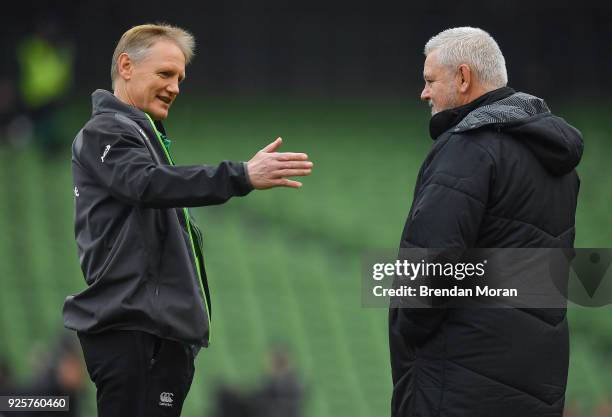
[458,85,491,107]
[113,83,136,108]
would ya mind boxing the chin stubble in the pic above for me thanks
[428,100,437,116]
[428,89,460,116]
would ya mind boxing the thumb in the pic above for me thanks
[261,137,282,153]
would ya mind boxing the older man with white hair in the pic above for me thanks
[389,27,583,417]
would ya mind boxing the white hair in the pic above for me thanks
[424,27,508,89]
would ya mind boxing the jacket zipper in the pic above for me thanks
[144,113,212,343]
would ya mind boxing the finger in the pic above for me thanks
[275,178,303,188]
[278,161,314,169]
[275,169,312,178]
[261,137,282,153]
[275,152,309,161]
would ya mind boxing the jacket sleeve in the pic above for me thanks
[73,118,253,208]
[395,135,495,345]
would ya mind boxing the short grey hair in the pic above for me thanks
[111,23,195,88]
[424,27,507,89]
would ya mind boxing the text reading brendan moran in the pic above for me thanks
[371,259,518,298]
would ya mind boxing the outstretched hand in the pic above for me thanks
[247,137,313,189]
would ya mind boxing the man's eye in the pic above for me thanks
[159,72,170,78]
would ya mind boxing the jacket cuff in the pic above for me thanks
[240,161,254,192]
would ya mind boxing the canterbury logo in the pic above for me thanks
[159,392,174,407]
[101,144,111,162]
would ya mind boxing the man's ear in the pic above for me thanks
[457,64,472,94]
[117,53,133,81]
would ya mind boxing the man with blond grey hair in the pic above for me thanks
[63,23,313,417]
[389,27,583,416]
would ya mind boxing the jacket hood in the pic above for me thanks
[453,92,584,176]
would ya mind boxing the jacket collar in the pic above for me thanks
[429,86,515,140]
[91,89,167,135]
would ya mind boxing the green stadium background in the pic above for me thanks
[2,3,612,416]
[1,94,611,416]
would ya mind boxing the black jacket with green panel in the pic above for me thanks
[63,89,253,348]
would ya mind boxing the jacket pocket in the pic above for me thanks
[137,208,162,284]
[92,235,122,283]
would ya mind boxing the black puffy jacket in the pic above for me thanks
[63,90,253,348]
[389,87,583,417]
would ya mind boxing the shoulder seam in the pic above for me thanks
[448,132,497,168]
[424,181,487,206]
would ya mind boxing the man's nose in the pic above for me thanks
[167,81,179,96]
[420,86,430,102]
